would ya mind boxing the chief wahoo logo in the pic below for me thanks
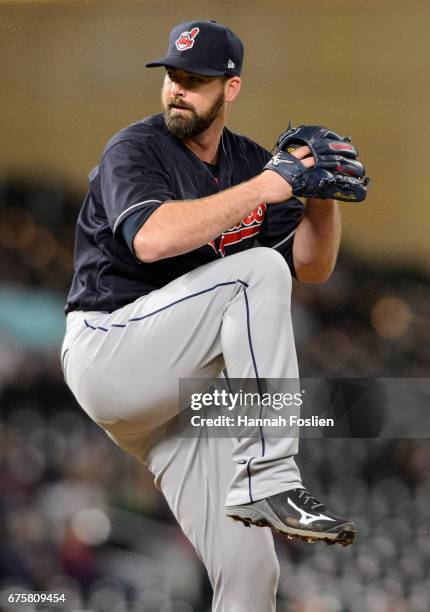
[175,27,200,51]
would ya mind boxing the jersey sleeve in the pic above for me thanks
[100,139,174,238]
[121,207,158,259]
[256,197,305,277]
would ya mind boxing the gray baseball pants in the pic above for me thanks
[62,247,303,611]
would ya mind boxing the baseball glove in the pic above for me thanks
[264,124,370,202]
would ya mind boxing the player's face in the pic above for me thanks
[162,68,227,139]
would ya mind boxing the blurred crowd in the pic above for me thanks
[0,404,429,612]
[0,176,429,611]
[1,174,429,384]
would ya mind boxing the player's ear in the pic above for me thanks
[224,76,241,103]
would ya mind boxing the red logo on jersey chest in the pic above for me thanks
[209,204,267,256]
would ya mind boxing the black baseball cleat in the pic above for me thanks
[226,487,356,547]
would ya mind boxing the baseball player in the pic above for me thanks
[61,20,368,611]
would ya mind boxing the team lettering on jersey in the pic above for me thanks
[209,204,267,256]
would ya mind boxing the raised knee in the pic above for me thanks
[253,246,290,270]
[248,247,292,290]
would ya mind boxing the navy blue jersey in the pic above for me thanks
[65,113,304,314]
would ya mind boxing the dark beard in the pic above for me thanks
[164,91,224,139]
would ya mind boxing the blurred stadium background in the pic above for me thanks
[1,1,429,611]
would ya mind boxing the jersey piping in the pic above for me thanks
[113,199,163,233]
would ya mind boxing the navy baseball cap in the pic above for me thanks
[145,20,244,77]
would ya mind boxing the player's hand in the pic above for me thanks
[257,146,315,204]
[290,145,315,167]
[270,124,370,203]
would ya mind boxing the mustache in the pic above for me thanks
[167,99,195,111]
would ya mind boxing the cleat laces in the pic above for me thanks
[298,489,325,511]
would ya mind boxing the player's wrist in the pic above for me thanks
[305,197,337,207]
[253,171,293,204]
